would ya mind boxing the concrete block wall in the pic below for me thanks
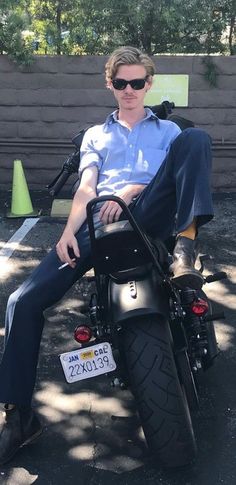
[0,54,235,191]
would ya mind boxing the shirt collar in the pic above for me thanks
[104,107,158,130]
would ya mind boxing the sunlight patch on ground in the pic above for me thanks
[2,468,38,485]
[68,438,144,473]
[36,383,131,417]
[204,279,236,310]
[37,405,64,423]
[215,323,235,351]
[63,415,93,441]
[91,395,131,416]
[0,242,37,253]
[0,257,39,281]
[93,453,144,473]
[36,383,92,414]
[68,443,97,461]
[55,297,85,314]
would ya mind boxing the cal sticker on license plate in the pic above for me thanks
[80,349,94,359]
[59,342,116,383]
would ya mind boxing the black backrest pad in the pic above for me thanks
[94,220,168,275]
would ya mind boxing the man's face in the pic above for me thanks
[107,64,152,111]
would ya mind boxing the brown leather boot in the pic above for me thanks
[0,405,43,465]
[170,236,204,290]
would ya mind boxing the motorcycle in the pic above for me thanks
[47,102,226,467]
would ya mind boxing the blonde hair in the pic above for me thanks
[105,46,155,82]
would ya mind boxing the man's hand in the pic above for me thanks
[56,227,80,268]
[56,166,98,268]
[99,184,146,224]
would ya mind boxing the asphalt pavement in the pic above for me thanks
[0,190,235,485]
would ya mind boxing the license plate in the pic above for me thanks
[59,342,116,383]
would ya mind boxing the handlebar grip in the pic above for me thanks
[48,170,71,197]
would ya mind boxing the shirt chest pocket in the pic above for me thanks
[135,147,167,178]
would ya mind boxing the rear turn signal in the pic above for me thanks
[74,325,93,343]
[190,298,209,316]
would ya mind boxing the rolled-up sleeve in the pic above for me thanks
[78,127,102,177]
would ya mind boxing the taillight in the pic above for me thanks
[190,298,209,316]
[74,325,93,343]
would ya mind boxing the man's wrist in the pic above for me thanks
[132,184,146,197]
[64,223,76,235]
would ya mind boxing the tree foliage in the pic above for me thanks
[0,0,34,64]
[0,0,235,63]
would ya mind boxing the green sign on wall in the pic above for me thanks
[145,74,189,107]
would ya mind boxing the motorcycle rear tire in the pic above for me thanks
[122,316,197,467]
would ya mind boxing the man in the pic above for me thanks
[0,46,213,465]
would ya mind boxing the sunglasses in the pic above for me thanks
[111,76,148,90]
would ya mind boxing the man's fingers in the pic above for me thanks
[99,201,121,224]
[99,202,110,223]
[71,240,80,258]
[107,205,121,223]
[107,205,117,223]
[56,237,80,268]
[56,243,71,265]
[66,241,80,267]
[99,201,109,220]
[113,207,122,221]
[56,241,65,261]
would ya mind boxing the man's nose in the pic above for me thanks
[123,83,133,93]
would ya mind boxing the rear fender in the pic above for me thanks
[109,268,169,324]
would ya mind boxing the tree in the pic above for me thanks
[219,0,236,55]
[0,0,235,61]
[65,0,235,55]
[175,0,235,54]
[29,0,79,55]
[0,0,34,64]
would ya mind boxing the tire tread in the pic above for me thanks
[122,316,197,467]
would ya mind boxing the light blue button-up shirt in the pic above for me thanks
[79,108,181,196]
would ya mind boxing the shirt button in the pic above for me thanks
[129,144,133,148]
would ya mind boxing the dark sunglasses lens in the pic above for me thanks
[130,79,146,89]
[112,79,127,90]
[112,78,147,90]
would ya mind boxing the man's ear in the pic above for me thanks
[106,80,113,91]
[146,76,153,91]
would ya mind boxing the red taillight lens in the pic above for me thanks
[74,325,93,343]
[190,298,209,316]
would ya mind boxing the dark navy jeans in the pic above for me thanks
[0,128,214,406]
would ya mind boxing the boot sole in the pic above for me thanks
[0,427,43,466]
[172,272,204,290]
